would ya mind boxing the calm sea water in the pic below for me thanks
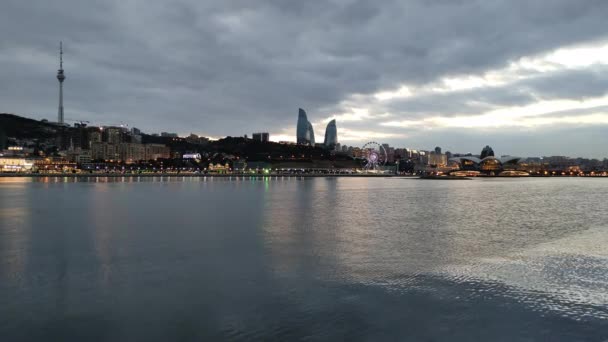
[1,176,607,341]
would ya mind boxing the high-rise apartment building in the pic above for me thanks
[252,132,270,142]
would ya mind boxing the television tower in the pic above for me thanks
[56,41,66,124]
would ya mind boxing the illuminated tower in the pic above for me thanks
[56,41,66,124]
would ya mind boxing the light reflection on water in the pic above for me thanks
[0,177,607,341]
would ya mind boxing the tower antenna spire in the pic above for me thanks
[56,41,66,124]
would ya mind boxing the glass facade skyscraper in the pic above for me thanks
[297,108,308,144]
[324,119,337,149]
[296,108,315,145]
[307,121,315,145]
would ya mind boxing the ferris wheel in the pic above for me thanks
[361,141,387,170]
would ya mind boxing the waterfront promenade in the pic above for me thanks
[1,172,606,178]
[0,172,398,178]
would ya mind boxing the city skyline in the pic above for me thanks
[2,1,608,158]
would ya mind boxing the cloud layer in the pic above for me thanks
[2,0,608,157]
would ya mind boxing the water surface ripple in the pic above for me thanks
[1,177,607,341]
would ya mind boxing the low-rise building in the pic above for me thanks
[120,143,146,164]
[34,157,77,173]
[543,156,580,172]
[0,157,35,172]
[91,142,119,161]
[90,142,169,162]
[145,144,170,160]
[428,152,448,166]
[67,149,92,164]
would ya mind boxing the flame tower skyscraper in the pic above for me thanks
[56,42,66,124]
[296,108,315,145]
[323,119,337,149]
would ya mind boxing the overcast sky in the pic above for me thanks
[2,0,608,158]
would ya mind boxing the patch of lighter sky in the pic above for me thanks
[381,97,608,128]
[374,40,608,101]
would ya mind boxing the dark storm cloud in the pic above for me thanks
[1,0,608,150]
